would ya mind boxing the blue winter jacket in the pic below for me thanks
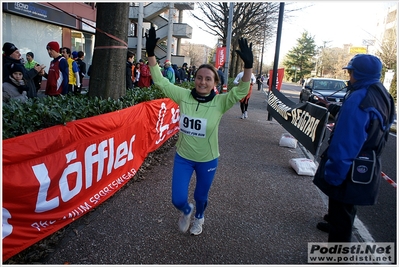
[313,79,395,205]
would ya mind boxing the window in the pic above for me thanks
[2,13,62,71]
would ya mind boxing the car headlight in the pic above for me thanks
[311,93,326,102]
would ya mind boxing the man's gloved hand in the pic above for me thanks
[145,27,159,57]
[235,37,253,69]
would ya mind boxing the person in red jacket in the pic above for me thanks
[42,41,69,96]
[138,59,152,88]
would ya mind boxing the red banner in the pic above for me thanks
[215,47,226,69]
[268,68,285,91]
[2,98,179,261]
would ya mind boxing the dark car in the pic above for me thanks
[299,78,347,104]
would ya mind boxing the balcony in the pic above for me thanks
[129,2,194,21]
[128,23,192,49]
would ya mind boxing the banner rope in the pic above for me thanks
[46,3,128,47]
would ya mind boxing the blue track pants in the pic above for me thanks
[171,152,218,219]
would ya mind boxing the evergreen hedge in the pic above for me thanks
[2,78,238,140]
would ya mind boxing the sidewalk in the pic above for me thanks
[42,87,334,264]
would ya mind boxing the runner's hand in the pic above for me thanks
[145,27,159,57]
[235,38,253,69]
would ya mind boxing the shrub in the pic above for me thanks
[2,82,192,140]
[2,79,236,140]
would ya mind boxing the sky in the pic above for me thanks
[183,1,396,65]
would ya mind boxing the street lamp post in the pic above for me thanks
[267,2,284,121]
[362,39,375,53]
[259,30,265,76]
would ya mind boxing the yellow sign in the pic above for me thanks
[349,47,367,54]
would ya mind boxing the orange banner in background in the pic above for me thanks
[268,68,285,91]
[2,98,179,261]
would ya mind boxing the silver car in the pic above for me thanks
[299,78,347,104]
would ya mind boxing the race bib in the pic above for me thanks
[179,114,207,138]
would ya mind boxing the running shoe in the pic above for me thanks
[178,203,194,233]
[190,217,204,235]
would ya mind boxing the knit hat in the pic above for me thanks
[342,54,382,80]
[72,51,78,59]
[46,41,60,52]
[164,59,171,65]
[10,63,25,74]
[3,42,18,56]
[26,52,34,58]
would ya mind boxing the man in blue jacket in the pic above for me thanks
[313,54,395,242]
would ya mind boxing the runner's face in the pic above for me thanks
[195,68,217,96]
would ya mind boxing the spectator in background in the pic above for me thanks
[134,62,140,87]
[189,65,196,81]
[24,52,43,92]
[163,60,175,83]
[131,60,136,84]
[2,42,44,98]
[179,63,189,83]
[256,73,263,91]
[42,41,69,96]
[300,77,305,87]
[72,51,78,60]
[172,64,180,84]
[3,63,29,103]
[217,67,225,94]
[61,47,80,94]
[126,51,135,90]
[75,51,86,93]
[138,59,151,88]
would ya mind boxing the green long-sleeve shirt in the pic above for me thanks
[150,64,250,162]
[24,60,38,70]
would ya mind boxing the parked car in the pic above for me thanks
[299,78,348,104]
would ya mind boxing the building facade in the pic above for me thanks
[2,2,97,87]
[2,2,197,87]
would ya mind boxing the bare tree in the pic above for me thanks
[88,3,130,99]
[190,2,281,77]
[376,27,397,70]
[376,27,397,101]
[180,43,213,67]
[329,48,353,80]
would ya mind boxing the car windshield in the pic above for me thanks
[313,80,346,90]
